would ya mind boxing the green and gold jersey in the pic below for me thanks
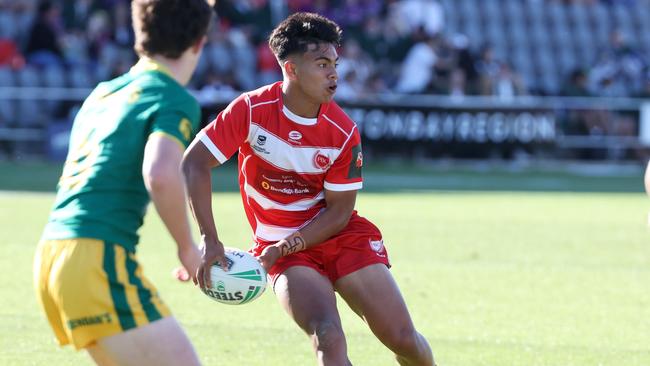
[43,58,201,252]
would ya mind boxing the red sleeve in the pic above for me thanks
[197,94,250,163]
[324,128,363,191]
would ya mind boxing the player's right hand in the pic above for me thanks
[194,236,229,289]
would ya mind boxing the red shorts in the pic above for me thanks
[250,213,390,286]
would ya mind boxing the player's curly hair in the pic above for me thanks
[269,12,342,61]
[132,0,213,59]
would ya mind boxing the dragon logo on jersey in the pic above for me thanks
[313,151,331,170]
[347,144,363,178]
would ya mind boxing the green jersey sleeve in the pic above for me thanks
[150,99,201,148]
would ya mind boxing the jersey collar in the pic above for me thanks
[282,105,318,125]
[277,81,325,126]
[130,57,173,78]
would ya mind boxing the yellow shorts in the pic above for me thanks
[33,238,171,350]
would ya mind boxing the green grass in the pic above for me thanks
[0,160,645,193]
[2,187,650,365]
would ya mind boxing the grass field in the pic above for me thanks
[1,163,649,365]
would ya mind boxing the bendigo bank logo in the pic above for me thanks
[313,151,331,170]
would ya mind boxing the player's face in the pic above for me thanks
[292,43,339,104]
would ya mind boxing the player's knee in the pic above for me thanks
[383,326,421,355]
[310,320,345,353]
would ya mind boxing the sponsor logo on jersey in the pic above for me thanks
[355,151,363,168]
[258,172,314,195]
[313,151,331,170]
[179,118,192,142]
[288,130,302,143]
[67,313,112,330]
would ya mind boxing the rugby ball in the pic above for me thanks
[201,247,267,305]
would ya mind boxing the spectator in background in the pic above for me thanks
[203,20,233,80]
[256,38,281,85]
[86,10,111,65]
[0,37,24,69]
[451,34,479,95]
[337,38,373,90]
[366,70,390,94]
[475,44,500,95]
[448,68,466,99]
[560,68,607,138]
[197,67,238,105]
[111,1,133,49]
[228,27,257,90]
[25,1,65,68]
[392,0,444,37]
[492,62,527,99]
[561,68,592,97]
[62,0,99,32]
[395,32,438,93]
[590,29,646,97]
[335,68,364,100]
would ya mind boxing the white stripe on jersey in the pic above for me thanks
[254,220,299,241]
[324,181,363,191]
[199,131,228,163]
[244,182,324,211]
[250,98,279,109]
[322,114,351,137]
[247,123,341,173]
[254,208,323,241]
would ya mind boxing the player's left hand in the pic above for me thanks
[176,244,201,282]
[172,266,191,282]
[258,244,282,272]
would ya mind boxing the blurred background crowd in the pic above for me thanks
[1,0,649,101]
[1,0,650,163]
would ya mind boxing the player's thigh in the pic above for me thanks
[274,265,342,332]
[334,264,415,336]
[87,316,200,366]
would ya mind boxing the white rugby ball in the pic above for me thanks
[201,247,267,305]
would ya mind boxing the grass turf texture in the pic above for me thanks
[1,164,649,365]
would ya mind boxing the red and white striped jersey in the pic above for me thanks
[199,82,364,243]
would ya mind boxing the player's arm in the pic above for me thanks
[181,137,229,288]
[257,188,357,271]
[142,134,200,280]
